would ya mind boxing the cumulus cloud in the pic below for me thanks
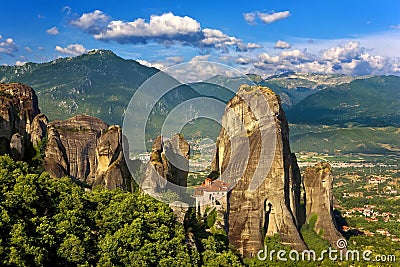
[257,11,291,24]
[235,57,252,65]
[274,40,291,49]
[137,59,166,70]
[93,12,201,44]
[70,10,110,34]
[321,41,364,62]
[246,43,263,49]
[15,60,27,66]
[190,54,211,62]
[253,53,280,70]
[280,49,308,60]
[46,26,60,35]
[199,28,236,50]
[250,41,400,75]
[71,11,261,52]
[136,56,185,70]
[245,11,290,25]
[259,53,280,64]
[201,28,258,52]
[0,35,18,56]
[55,44,88,56]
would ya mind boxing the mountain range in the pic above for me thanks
[1,50,399,155]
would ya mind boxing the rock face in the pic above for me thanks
[211,85,306,257]
[93,125,131,190]
[44,115,131,190]
[10,133,25,160]
[142,134,190,196]
[303,162,344,249]
[30,114,48,147]
[0,83,131,191]
[0,83,47,160]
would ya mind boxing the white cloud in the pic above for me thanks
[165,56,184,64]
[258,53,280,64]
[46,26,60,35]
[70,10,110,34]
[280,49,307,60]
[250,41,400,76]
[246,43,263,49]
[245,11,290,25]
[390,24,400,29]
[137,59,166,70]
[137,56,186,70]
[201,28,255,52]
[93,12,201,43]
[15,60,27,66]
[72,10,261,52]
[321,41,364,62]
[235,57,252,65]
[274,40,291,49]
[243,12,257,24]
[190,54,211,62]
[257,11,290,24]
[55,44,88,56]
[0,35,17,56]
[24,46,32,53]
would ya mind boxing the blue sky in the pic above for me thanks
[1,0,400,76]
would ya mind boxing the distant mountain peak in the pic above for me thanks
[87,49,117,56]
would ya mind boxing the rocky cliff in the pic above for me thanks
[142,133,190,197]
[44,115,131,190]
[211,84,307,257]
[303,162,344,249]
[0,83,47,160]
[93,125,131,190]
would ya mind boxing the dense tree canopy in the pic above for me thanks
[0,155,245,266]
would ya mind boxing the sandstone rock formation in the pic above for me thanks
[0,83,47,160]
[30,114,48,147]
[142,133,190,197]
[93,125,131,190]
[211,84,307,257]
[44,115,131,190]
[303,162,344,249]
[10,133,25,160]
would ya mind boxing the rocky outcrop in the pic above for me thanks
[44,115,131,190]
[10,133,25,160]
[30,114,48,147]
[93,125,131,190]
[303,162,343,249]
[0,83,47,160]
[142,134,190,197]
[211,84,306,257]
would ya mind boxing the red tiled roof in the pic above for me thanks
[194,179,230,192]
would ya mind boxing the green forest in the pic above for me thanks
[0,155,243,267]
